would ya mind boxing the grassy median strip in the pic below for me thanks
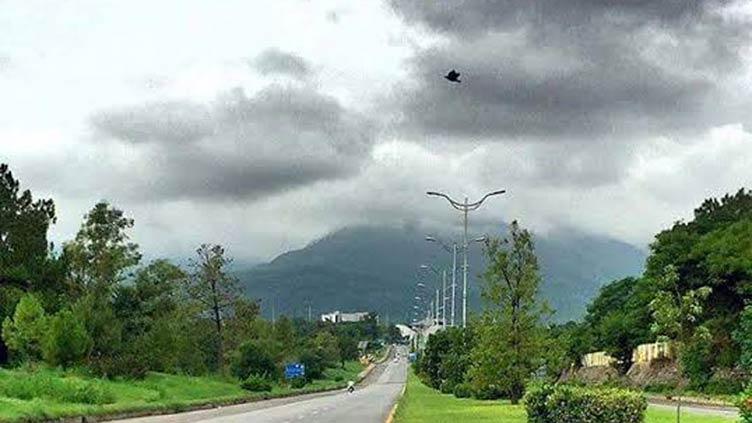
[394,371,735,423]
[0,361,363,422]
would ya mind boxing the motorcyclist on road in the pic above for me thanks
[347,380,355,394]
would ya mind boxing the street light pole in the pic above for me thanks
[427,190,505,328]
[426,236,458,327]
[436,288,440,325]
[442,270,447,327]
[462,196,468,329]
[451,243,457,326]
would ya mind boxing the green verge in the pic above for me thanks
[0,361,364,423]
[394,370,736,423]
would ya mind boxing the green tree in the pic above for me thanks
[0,163,56,288]
[273,315,298,358]
[336,332,359,367]
[312,331,341,368]
[733,305,752,373]
[0,286,23,364]
[0,164,59,364]
[650,265,713,387]
[585,277,653,373]
[467,221,547,404]
[231,339,278,380]
[113,259,188,374]
[224,297,261,355]
[544,321,593,379]
[1,293,47,361]
[63,201,141,298]
[72,294,123,376]
[43,308,92,368]
[186,244,241,370]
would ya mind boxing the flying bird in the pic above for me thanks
[444,69,461,83]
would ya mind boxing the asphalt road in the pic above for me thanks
[648,399,739,420]
[117,346,407,423]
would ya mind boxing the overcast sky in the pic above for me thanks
[3,0,752,263]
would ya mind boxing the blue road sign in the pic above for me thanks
[285,363,305,379]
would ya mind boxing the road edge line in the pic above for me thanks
[385,376,407,423]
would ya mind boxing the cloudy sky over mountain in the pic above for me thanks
[3,0,752,261]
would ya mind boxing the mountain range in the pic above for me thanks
[236,225,646,323]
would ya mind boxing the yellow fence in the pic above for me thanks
[632,341,674,363]
[581,351,615,367]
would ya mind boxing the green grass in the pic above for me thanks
[0,361,364,422]
[394,371,737,423]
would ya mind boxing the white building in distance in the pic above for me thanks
[320,311,371,323]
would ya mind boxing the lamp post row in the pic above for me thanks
[423,190,505,328]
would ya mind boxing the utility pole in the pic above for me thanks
[427,190,505,328]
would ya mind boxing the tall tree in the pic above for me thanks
[468,221,547,403]
[0,164,59,364]
[650,265,713,387]
[186,244,240,369]
[0,163,56,288]
[63,201,141,298]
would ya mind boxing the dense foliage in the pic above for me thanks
[0,163,394,391]
[542,189,752,393]
[738,384,752,423]
[524,384,647,423]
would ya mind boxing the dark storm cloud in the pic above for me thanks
[91,101,214,144]
[91,85,374,201]
[388,0,749,141]
[252,49,312,79]
[390,0,711,37]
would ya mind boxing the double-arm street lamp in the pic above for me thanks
[426,190,505,327]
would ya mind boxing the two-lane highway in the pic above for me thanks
[118,346,408,423]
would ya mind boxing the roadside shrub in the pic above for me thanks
[453,382,473,399]
[1,293,47,362]
[737,384,752,423]
[298,348,325,380]
[241,374,272,392]
[525,384,646,423]
[643,382,677,393]
[524,383,555,422]
[473,383,504,400]
[0,372,114,404]
[62,379,115,404]
[290,377,307,389]
[89,347,149,379]
[231,340,278,381]
[705,374,744,395]
[43,309,92,368]
[439,379,455,394]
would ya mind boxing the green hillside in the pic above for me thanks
[237,225,645,323]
